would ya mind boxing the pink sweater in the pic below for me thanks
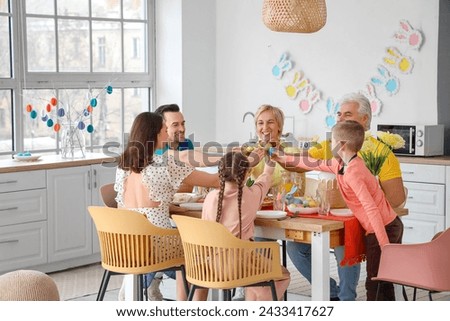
[202,166,273,240]
[287,155,396,246]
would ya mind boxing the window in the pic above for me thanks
[0,0,154,159]
[98,37,106,67]
[132,37,140,59]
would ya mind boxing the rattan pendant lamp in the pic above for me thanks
[262,0,327,33]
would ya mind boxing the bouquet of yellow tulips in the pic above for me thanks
[360,131,405,176]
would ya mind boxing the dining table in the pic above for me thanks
[124,206,408,301]
[174,207,408,301]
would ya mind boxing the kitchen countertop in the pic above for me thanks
[1,152,450,174]
[396,155,450,166]
[0,153,117,173]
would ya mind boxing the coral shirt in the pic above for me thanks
[308,136,402,183]
[287,155,397,246]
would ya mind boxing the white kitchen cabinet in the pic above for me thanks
[447,167,450,230]
[400,164,446,244]
[0,222,47,272]
[47,166,92,262]
[90,163,117,254]
[0,170,47,273]
[47,164,116,262]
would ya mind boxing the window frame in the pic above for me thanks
[0,0,155,157]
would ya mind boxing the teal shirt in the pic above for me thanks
[154,138,194,155]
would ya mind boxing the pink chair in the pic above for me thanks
[372,228,450,300]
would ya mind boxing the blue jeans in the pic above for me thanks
[144,271,176,288]
[286,241,360,300]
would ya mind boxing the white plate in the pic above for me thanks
[172,193,202,205]
[287,204,319,214]
[14,154,42,162]
[330,208,353,217]
[256,210,287,219]
[179,202,203,211]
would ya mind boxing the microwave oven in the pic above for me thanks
[376,124,444,156]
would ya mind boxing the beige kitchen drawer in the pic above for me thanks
[401,215,445,244]
[0,189,47,227]
[0,170,46,193]
[0,221,47,273]
[400,163,445,184]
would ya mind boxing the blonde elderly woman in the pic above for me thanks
[233,104,306,301]
[249,104,306,193]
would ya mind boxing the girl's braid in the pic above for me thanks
[215,158,226,223]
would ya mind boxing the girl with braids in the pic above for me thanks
[114,112,219,301]
[201,151,291,301]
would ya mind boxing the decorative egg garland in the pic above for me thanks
[271,19,424,128]
[25,84,114,134]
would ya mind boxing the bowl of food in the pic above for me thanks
[287,196,319,214]
[172,193,202,205]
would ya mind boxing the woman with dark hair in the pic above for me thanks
[200,151,291,301]
[114,112,219,300]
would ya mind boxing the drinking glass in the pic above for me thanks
[273,197,286,211]
[271,186,286,211]
[317,190,330,215]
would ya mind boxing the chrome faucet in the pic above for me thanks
[242,111,255,123]
[242,112,258,143]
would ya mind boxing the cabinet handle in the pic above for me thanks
[402,171,414,175]
[0,207,18,212]
[0,180,18,184]
[404,226,414,230]
[0,239,19,244]
[87,170,91,190]
[407,196,413,199]
[94,169,97,189]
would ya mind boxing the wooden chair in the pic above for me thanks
[100,183,118,208]
[172,215,286,301]
[373,228,450,300]
[88,206,189,300]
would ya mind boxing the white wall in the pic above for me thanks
[155,0,182,106]
[156,0,444,148]
[216,0,440,144]
[155,0,216,146]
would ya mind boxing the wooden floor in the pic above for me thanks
[286,253,450,301]
[49,254,450,301]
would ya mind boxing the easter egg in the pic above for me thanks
[87,124,94,133]
[47,119,54,127]
[23,152,31,156]
[46,104,52,112]
[53,123,61,132]
[57,108,65,117]
[17,152,24,156]
[87,105,93,113]
[90,98,97,107]
[83,109,90,117]
[41,115,48,122]
[77,121,85,130]
[292,197,303,205]
[50,97,58,106]
[30,110,38,119]
[26,104,33,112]
[106,86,113,94]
